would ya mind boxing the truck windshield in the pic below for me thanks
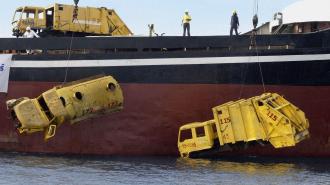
[12,9,23,24]
[13,8,37,23]
[21,11,36,19]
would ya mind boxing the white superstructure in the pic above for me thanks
[282,0,330,24]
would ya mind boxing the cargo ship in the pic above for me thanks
[1,0,330,157]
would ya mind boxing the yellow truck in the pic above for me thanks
[12,3,133,37]
[6,75,124,141]
[178,93,310,158]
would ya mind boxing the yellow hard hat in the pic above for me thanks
[233,10,237,14]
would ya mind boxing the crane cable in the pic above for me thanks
[238,0,265,98]
[253,0,258,16]
[62,32,75,84]
[255,41,266,93]
[253,0,266,93]
[62,0,79,84]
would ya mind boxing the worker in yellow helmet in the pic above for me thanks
[182,10,192,36]
[230,10,240,36]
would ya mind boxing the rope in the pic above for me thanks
[62,2,84,84]
[255,44,266,93]
[253,0,259,16]
[238,0,264,98]
[62,32,75,84]
[238,54,250,99]
[252,0,266,93]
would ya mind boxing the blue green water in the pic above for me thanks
[0,153,329,185]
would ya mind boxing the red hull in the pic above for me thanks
[1,81,330,157]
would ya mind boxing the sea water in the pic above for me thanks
[0,153,329,185]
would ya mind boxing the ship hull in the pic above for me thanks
[1,81,330,157]
[1,30,330,157]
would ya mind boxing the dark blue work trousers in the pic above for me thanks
[183,23,191,36]
[230,27,238,36]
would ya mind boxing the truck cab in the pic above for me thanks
[12,6,46,37]
[178,120,217,158]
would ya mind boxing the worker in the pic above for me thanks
[182,10,192,36]
[23,26,40,38]
[23,26,40,54]
[230,10,240,36]
[148,24,155,37]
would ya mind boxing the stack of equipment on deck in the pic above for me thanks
[12,3,133,37]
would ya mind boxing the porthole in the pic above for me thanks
[60,97,66,106]
[74,92,83,100]
[107,83,116,91]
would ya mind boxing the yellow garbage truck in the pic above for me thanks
[178,93,310,158]
[6,75,124,141]
[12,3,133,37]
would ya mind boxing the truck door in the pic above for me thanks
[36,9,46,28]
[46,8,54,28]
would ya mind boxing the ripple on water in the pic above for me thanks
[0,153,330,185]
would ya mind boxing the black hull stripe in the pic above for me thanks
[3,29,330,51]
[10,60,330,85]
